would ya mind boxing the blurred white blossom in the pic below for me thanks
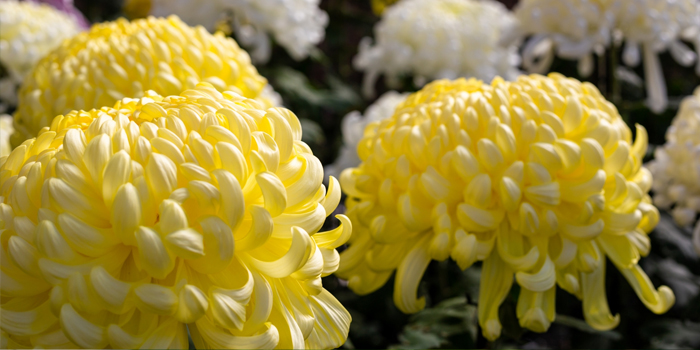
[648,88,700,233]
[0,0,81,108]
[613,0,700,113]
[354,0,521,97]
[325,91,408,179]
[515,0,700,113]
[141,0,328,63]
[0,114,13,158]
[514,0,613,76]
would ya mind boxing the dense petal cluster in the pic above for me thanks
[128,0,328,64]
[515,0,700,113]
[13,15,274,149]
[326,91,408,179]
[354,0,521,97]
[338,74,673,340]
[647,87,700,254]
[0,84,351,349]
[0,0,81,111]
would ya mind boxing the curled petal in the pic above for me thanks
[516,256,556,292]
[581,260,620,331]
[246,227,313,278]
[619,265,675,314]
[478,251,513,341]
[393,236,432,314]
[313,214,352,249]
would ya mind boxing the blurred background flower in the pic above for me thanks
[12,15,274,147]
[515,0,700,113]
[325,90,407,179]
[124,0,328,63]
[0,114,12,157]
[354,0,521,97]
[648,87,700,255]
[0,84,351,349]
[0,0,83,112]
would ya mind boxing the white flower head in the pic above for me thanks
[0,0,81,89]
[515,0,614,76]
[647,87,700,231]
[355,0,521,97]
[325,91,408,179]
[612,0,700,113]
[516,0,700,113]
[142,0,328,63]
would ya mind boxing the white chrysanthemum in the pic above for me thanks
[515,0,700,113]
[354,0,521,97]
[514,0,613,77]
[0,0,82,80]
[612,0,700,113]
[0,114,12,157]
[132,0,328,63]
[648,87,700,239]
[0,0,81,108]
[325,91,408,179]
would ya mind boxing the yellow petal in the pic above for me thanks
[618,264,675,314]
[59,304,107,349]
[135,226,175,279]
[176,284,209,323]
[246,227,313,278]
[256,171,288,217]
[393,236,431,313]
[581,260,620,330]
[478,251,513,341]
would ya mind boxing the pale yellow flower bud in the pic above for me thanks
[12,15,276,148]
[338,73,673,340]
[0,83,350,349]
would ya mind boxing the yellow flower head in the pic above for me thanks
[12,15,274,148]
[337,73,673,340]
[0,83,351,349]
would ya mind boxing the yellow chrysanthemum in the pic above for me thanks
[337,73,673,340]
[371,0,400,15]
[12,15,276,149]
[0,83,351,349]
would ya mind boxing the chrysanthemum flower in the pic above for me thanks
[337,73,673,340]
[647,87,700,253]
[514,0,613,77]
[0,83,351,349]
[515,0,700,113]
[0,0,82,112]
[12,15,276,149]
[124,0,328,64]
[354,0,521,97]
[326,91,408,179]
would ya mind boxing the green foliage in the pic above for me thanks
[390,297,478,349]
